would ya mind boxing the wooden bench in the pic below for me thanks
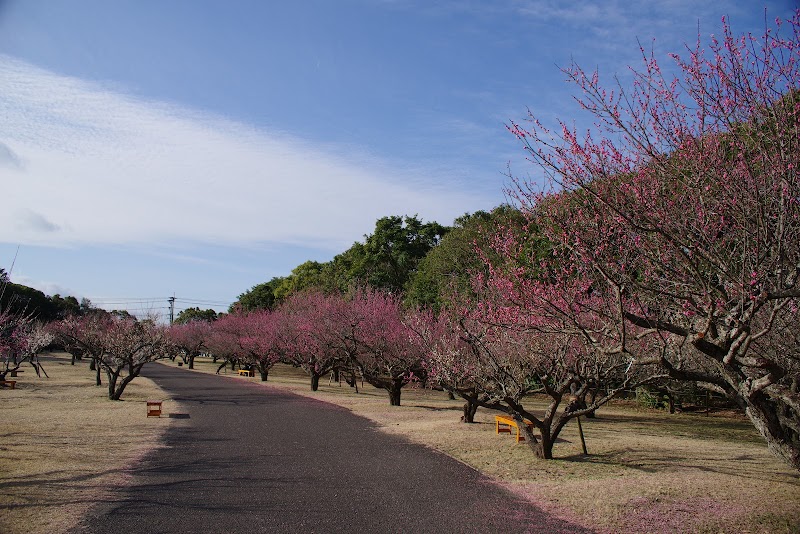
[0,380,17,389]
[146,400,163,417]
[495,414,535,442]
[237,369,254,377]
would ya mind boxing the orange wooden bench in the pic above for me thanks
[495,414,534,442]
[237,369,254,377]
[0,380,16,389]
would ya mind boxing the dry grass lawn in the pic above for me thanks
[3,353,798,533]
[0,353,179,534]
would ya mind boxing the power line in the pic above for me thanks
[87,297,232,306]
[175,298,232,306]
[87,297,166,302]
[105,307,170,311]
[86,296,233,322]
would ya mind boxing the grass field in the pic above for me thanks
[0,353,179,534]
[2,353,798,533]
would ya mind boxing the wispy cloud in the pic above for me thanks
[0,55,487,252]
[512,0,751,52]
[16,210,60,233]
[0,141,22,168]
[514,0,685,29]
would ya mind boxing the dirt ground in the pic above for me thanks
[0,353,178,534]
[2,353,798,534]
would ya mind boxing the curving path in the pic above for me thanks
[71,365,592,533]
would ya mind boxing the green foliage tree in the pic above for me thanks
[111,310,135,320]
[79,298,95,314]
[50,294,81,318]
[230,277,285,312]
[340,215,449,294]
[322,245,366,294]
[272,261,327,302]
[0,272,95,321]
[0,283,57,320]
[235,215,451,303]
[405,206,531,312]
[174,307,218,324]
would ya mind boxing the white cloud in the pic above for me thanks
[0,55,486,252]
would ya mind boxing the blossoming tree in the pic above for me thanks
[0,309,52,381]
[54,314,176,400]
[168,320,211,369]
[280,291,345,391]
[233,310,286,381]
[506,13,800,468]
[346,288,426,406]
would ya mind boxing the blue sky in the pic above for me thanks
[1,0,796,318]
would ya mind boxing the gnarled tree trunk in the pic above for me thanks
[462,400,478,423]
[743,392,800,471]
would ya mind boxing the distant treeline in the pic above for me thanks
[0,268,94,321]
[230,207,523,314]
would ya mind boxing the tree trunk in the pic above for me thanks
[259,367,269,381]
[188,354,195,370]
[106,370,118,399]
[95,362,102,386]
[667,393,676,414]
[311,372,320,391]
[344,372,359,392]
[577,391,597,418]
[535,432,554,459]
[387,379,403,406]
[746,393,800,471]
[462,400,478,423]
[448,390,456,400]
[518,415,554,459]
[89,358,96,371]
[110,372,138,400]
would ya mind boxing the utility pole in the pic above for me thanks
[168,295,175,325]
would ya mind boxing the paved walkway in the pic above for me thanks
[72,365,591,533]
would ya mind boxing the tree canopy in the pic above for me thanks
[174,307,218,324]
[230,277,285,312]
[232,215,450,305]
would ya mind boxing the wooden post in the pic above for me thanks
[576,416,588,455]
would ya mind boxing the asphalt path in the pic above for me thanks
[71,364,592,533]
